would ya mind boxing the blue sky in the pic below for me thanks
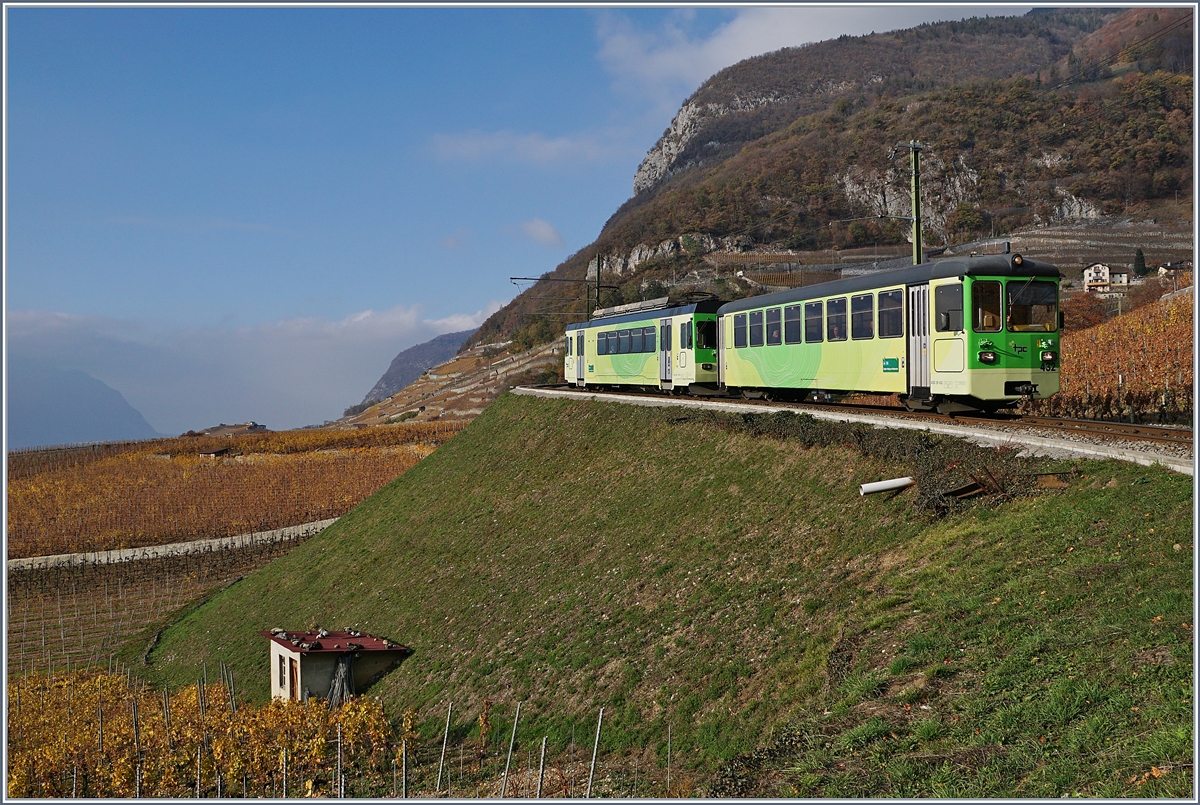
[5,4,1026,435]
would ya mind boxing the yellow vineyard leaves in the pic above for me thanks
[7,670,396,798]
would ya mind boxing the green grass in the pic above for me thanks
[142,393,1193,796]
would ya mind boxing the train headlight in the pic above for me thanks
[1040,350,1057,363]
[978,351,997,364]
[701,363,714,371]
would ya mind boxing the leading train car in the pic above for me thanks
[717,253,1062,413]
[565,299,723,392]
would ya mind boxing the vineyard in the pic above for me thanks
[7,670,660,799]
[7,421,466,559]
[7,539,307,678]
[1021,287,1193,422]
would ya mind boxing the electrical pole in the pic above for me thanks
[894,141,925,265]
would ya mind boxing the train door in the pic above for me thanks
[929,279,966,395]
[575,331,585,386]
[717,315,727,387]
[659,317,673,388]
[564,333,574,384]
[678,320,691,374]
[907,285,930,397]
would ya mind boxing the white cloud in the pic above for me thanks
[518,218,566,248]
[7,304,503,434]
[596,6,1029,108]
[430,129,616,165]
[440,228,472,250]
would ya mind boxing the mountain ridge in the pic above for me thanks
[467,7,1192,351]
[356,328,477,410]
[7,360,164,450]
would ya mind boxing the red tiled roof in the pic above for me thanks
[259,629,409,654]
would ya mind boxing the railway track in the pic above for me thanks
[533,384,1193,451]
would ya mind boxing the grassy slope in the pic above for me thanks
[144,394,1193,796]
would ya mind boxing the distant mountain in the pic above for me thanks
[7,360,163,449]
[358,329,477,406]
[469,7,1193,349]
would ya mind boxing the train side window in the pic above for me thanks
[696,319,716,350]
[595,333,605,355]
[804,301,823,342]
[686,321,693,349]
[643,327,656,353]
[827,298,848,341]
[734,313,748,348]
[766,308,782,345]
[878,290,904,338]
[749,310,764,347]
[631,328,643,353]
[851,294,874,340]
[973,281,1003,332]
[935,284,964,332]
[618,330,630,353]
[784,305,801,344]
[566,336,573,356]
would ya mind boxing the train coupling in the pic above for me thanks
[1005,381,1039,396]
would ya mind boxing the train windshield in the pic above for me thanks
[1007,280,1058,332]
[695,319,717,350]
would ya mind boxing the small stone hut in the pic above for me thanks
[261,628,412,707]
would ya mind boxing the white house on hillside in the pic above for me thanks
[262,628,411,707]
[1083,263,1129,293]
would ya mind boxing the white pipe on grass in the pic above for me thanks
[859,477,916,496]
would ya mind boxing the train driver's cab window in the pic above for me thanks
[566,336,573,355]
[749,310,765,347]
[784,306,801,344]
[878,290,904,338]
[1007,280,1058,332]
[827,298,848,342]
[733,313,748,348]
[695,320,716,350]
[680,321,693,350]
[766,308,782,345]
[934,284,964,332]
[973,281,1003,332]
[804,301,823,343]
[851,294,874,340]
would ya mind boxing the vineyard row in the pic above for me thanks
[8,670,678,798]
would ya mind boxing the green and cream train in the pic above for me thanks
[565,253,1062,414]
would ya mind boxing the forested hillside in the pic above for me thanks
[468,7,1193,350]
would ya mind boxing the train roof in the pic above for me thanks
[565,299,723,331]
[717,253,1061,315]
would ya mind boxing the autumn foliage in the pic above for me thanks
[7,422,466,559]
[7,670,396,798]
[1022,288,1193,421]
